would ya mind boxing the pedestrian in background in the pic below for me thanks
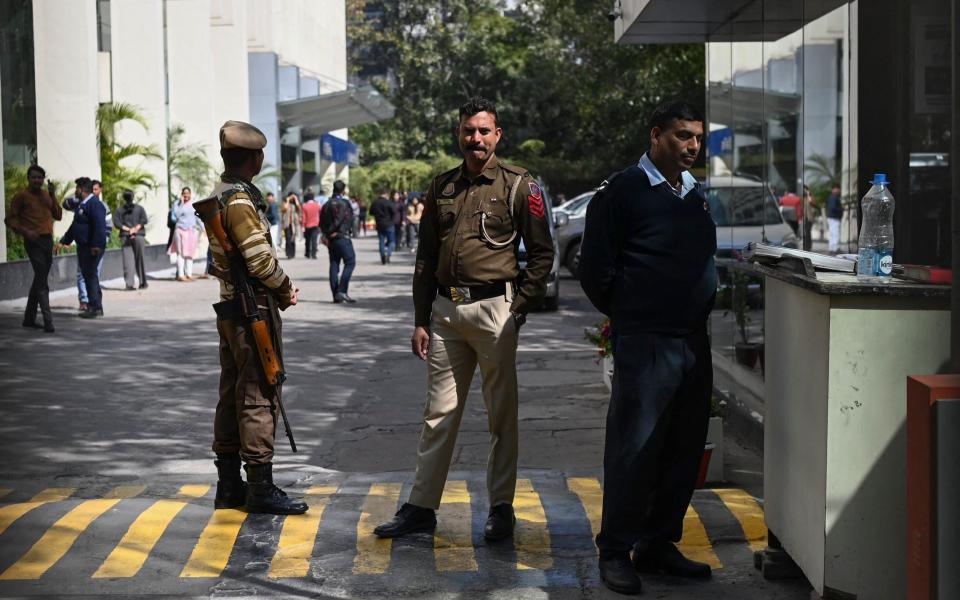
[405,195,423,250]
[778,188,801,237]
[281,192,301,259]
[58,177,106,319]
[826,183,843,254]
[356,197,368,237]
[580,100,715,595]
[301,192,321,259]
[391,190,405,249]
[63,180,111,311]
[114,189,149,290]
[374,96,555,543]
[802,185,816,251]
[320,180,357,303]
[370,191,397,264]
[349,195,361,237]
[265,192,281,252]
[168,187,202,281]
[5,164,61,332]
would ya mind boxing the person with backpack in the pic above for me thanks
[320,180,357,303]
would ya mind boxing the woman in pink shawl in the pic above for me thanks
[167,187,203,281]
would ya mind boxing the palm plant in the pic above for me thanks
[167,123,215,199]
[96,102,162,209]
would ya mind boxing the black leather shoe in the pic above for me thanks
[79,308,104,319]
[483,503,515,541]
[333,293,345,304]
[341,294,357,304]
[22,321,42,329]
[599,554,643,595]
[373,503,436,538]
[213,455,247,509]
[43,323,55,333]
[633,540,711,579]
[244,463,308,515]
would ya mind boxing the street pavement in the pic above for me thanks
[0,236,812,599]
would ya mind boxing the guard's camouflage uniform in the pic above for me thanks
[205,175,294,465]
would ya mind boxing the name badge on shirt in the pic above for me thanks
[437,198,455,206]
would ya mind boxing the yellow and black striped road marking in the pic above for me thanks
[0,477,767,587]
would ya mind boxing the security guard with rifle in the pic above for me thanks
[194,120,306,515]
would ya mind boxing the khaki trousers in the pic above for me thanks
[408,294,520,510]
[212,310,281,465]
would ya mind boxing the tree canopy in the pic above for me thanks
[347,0,704,196]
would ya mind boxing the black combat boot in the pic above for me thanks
[244,463,308,515]
[214,454,246,509]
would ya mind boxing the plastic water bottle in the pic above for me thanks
[856,174,896,278]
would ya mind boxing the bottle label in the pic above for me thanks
[878,250,893,276]
[857,248,877,276]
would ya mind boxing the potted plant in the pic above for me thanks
[584,318,614,390]
[706,394,726,483]
[729,271,761,369]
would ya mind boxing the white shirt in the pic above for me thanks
[638,152,698,198]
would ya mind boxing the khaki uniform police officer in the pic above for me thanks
[375,97,555,541]
[204,121,307,515]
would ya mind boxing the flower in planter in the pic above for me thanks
[584,317,613,362]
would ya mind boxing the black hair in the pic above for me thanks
[122,189,134,202]
[26,164,46,178]
[647,99,704,133]
[92,179,102,188]
[221,147,259,170]
[74,177,94,194]
[266,192,275,198]
[458,96,499,126]
[333,180,346,195]
[304,192,315,201]
[181,186,191,193]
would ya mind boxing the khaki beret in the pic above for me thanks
[219,120,267,150]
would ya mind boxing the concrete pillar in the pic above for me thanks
[211,0,250,125]
[248,51,280,195]
[166,0,219,195]
[110,0,169,245]
[32,0,101,240]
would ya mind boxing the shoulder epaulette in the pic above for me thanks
[498,161,528,176]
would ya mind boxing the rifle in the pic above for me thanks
[194,194,298,453]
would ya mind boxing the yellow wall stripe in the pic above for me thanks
[514,479,552,571]
[678,504,723,569]
[713,488,767,552]
[0,488,74,537]
[269,485,336,578]
[434,480,477,572]
[0,485,145,580]
[566,477,602,543]
[353,482,401,575]
[92,484,210,578]
[179,508,247,578]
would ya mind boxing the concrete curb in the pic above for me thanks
[712,349,765,452]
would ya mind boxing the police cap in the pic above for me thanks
[219,120,267,150]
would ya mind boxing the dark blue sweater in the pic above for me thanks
[579,166,717,334]
[60,196,107,248]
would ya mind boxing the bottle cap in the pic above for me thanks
[871,173,889,185]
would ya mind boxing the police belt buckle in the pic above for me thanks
[449,286,471,302]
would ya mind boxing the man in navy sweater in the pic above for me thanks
[58,177,107,318]
[580,101,716,595]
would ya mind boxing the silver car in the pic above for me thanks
[554,191,593,278]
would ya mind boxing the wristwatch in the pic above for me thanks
[511,311,526,329]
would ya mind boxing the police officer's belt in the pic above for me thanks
[438,282,506,303]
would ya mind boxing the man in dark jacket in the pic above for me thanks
[113,189,149,290]
[369,191,397,264]
[320,180,356,303]
[579,100,716,595]
[58,177,107,318]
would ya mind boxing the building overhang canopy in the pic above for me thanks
[614,0,848,44]
[277,85,394,137]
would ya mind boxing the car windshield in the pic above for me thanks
[559,193,591,215]
[704,186,783,226]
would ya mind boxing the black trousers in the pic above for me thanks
[596,328,712,557]
[304,227,319,258]
[121,235,147,288]
[284,226,296,259]
[24,235,54,325]
[77,245,103,312]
